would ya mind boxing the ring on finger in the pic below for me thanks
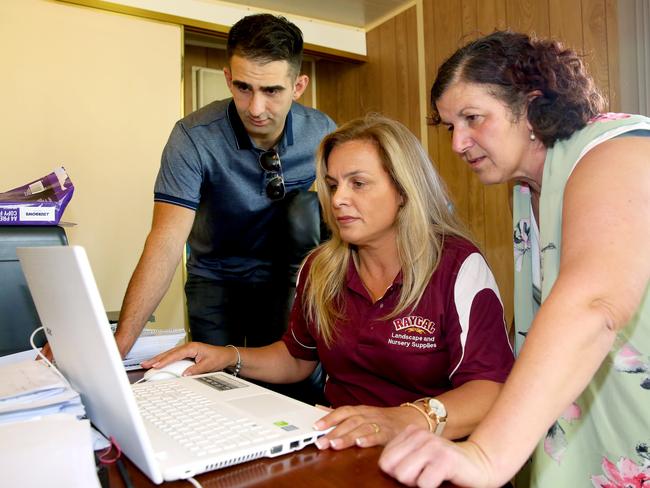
[369,422,380,434]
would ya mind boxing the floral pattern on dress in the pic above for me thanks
[589,113,632,124]
[590,444,650,488]
[543,402,582,463]
[614,342,650,390]
[514,218,531,273]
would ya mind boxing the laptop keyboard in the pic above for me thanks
[133,380,282,457]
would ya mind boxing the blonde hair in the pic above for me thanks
[304,114,474,346]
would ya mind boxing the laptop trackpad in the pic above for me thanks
[227,394,300,419]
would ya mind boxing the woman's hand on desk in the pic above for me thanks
[141,342,232,376]
[314,404,430,450]
[378,425,494,488]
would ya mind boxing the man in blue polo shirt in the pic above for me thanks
[113,14,336,358]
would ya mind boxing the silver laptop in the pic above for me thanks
[17,245,328,484]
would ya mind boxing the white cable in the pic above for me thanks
[29,327,68,383]
[30,327,203,488]
[187,476,203,488]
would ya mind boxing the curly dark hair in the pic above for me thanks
[430,31,605,147]
[227,14,304,78]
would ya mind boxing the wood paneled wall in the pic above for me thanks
[315,6,421,137]
[316,0,620,327]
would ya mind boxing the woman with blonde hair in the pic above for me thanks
[144,114,514,450]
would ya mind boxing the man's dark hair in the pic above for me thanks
[227,14,304,77]
[430,31,605,147]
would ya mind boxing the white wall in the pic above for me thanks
[0,0,185,329]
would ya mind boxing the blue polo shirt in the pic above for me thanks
[154,99,336,282]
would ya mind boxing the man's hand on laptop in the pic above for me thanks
[141,342,235,377]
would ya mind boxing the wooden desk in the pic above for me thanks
[107,444,407,487]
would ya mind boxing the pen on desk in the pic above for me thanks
[116,458,134,488]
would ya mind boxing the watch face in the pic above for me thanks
[428,398,447,419]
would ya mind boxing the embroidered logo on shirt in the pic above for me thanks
[389,316,437,349]
[393,316,435,334]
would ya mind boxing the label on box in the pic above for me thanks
[20,206,56,222]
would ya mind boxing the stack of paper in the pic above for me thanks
[121,327,186,370]
[0,415,101,487]
[0,360,85,424]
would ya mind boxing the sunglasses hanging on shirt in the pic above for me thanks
[258,150,286,201]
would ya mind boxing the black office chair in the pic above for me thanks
[269,190,328,406]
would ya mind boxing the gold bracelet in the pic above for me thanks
[400,402,435,432]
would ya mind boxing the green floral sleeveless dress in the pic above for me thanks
[512,113,650,487]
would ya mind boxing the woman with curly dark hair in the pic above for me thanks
[379,31,650,487]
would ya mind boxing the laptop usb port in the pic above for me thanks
[271,445,282,454]
[290,441,299,449]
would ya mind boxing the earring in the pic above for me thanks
[529,132,536,141]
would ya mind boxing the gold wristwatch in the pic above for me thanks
[419,397,447,435]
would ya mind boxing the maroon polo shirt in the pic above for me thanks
[281,237,514,408]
